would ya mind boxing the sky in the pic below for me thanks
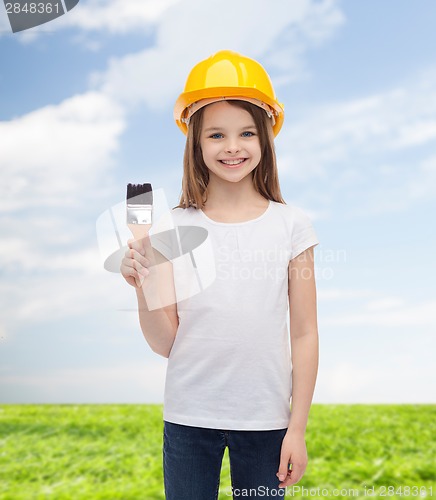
[0,0,435,404]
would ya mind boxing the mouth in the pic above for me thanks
[219,158,247,168]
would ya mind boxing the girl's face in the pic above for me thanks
[199,101,262,184]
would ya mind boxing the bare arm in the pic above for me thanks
[121,238,179,358]
[287,245,319,434]
[277,245,319,487]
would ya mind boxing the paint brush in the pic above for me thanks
[126,183,153,241]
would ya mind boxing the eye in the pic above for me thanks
[210,133,224,139]
[241,131,255,137]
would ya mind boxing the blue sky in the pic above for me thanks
[0,0,435,404]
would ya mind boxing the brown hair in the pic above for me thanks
[173,99,286,210]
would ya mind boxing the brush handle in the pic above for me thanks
[128,223,155,259]
[127,223,156,276]
[127,223,152,241]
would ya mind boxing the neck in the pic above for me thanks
[203,173,264,210]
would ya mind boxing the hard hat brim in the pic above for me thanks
[174,87,284,137]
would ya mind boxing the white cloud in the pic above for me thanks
[318,288,435,340]
[279,78,436,178]
[308,287,435,402]
[276,66,436,213]
[316,362,379,401]
[407,154,436,201]
[63,0,181,33]
[366,297,407,311]
[0,264,137,322]
[315,292,435,403]
[0,90,129,339]
[0,0,181,40]
[0,91,125,210]
[0,237,102,273]
[3,0,344,51]
[0,324,6,344]
[317,288,376,301]
[323,298,436,328]
[315,359,434,403]
[91,0,344,110]
[0,360,167,403]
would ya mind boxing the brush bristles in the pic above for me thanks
[126,183,153,205]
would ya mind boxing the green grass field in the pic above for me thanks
[0,404,434,499]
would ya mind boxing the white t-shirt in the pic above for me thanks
[149,199,319,431]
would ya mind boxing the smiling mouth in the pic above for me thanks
[219,158,247,167]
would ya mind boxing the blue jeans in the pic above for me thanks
[163,420,288,499]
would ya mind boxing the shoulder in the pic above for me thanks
[278,202,319,259]
[150,205,200,239]
[170,205,197,215]
[166,206,200,226]
[270,200,314,225]
[155,205,198,225]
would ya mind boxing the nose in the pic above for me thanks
[224,137,241,154]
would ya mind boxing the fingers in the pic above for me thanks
[120,261,147,286]
[125,247,150,269]
[121,258,149,278]
[276,462,289,485]
[128,236,152,254]
[120,245,151,288]
[277,463,305,488]
[277,431,308,488]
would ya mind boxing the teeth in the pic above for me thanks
[221,159,245,165]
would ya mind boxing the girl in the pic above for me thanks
[121,50,320,499]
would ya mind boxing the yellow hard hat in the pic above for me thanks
[174,50,285,136]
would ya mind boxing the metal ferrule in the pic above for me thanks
[126,204,153,225]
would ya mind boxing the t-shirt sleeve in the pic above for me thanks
[290,207,320,260]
